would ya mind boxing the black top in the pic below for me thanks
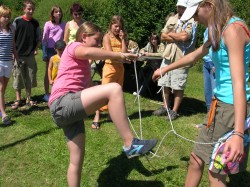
[13,16,40,56]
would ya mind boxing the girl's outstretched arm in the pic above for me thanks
[152,41,210,81]
[74,45,137,62]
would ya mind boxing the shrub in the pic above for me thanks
[2,0,249,48]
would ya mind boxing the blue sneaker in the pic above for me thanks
[124,138,157,158]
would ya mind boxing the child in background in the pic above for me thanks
[127,39,139,53]
[12,0,41,109]
[92,15,128,129]
[42,6,65,102]
[140,32,165,57]
[48,21,157,186]
[135,32,165,96]
[48,40,66,86]
[0,5,17,125]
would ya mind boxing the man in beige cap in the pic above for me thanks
[153,0,198,120]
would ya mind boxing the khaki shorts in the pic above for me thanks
[50,92,87,141]
[13,55,37,90]
[193,100,250,174]
[158,59,188,90]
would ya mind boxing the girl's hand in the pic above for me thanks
[223,135,244,163]
[120,53,138,62]
[119,30,125,40]
[152,68,162,82]
[212,66,215,74]
[49,80,54,85]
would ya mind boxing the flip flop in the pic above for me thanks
[91,122,100,129]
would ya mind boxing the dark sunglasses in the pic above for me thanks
[73,12,82,16]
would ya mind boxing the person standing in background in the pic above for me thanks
[0,5,17,125]
[134,32,165,97]
[42,6,65,102]
[153,0,197,120]
[64,3,85,44]
[91,15,128,129]
[11,0,41,109]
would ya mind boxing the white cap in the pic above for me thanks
[180,0,203,21]
[176,0,188,7]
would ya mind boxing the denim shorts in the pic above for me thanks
[50,91,88,140]
[193,100,250,174]
[0,61,13,78]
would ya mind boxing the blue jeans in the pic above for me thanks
[203,61,215,111]
[42,46,56,61]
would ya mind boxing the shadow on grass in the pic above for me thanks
[128,110,155,120]
[128,97,206,120]
[6,94,49,117]
[228,171,250,187]
[0,128,57,151]
[97,152,172,187]
[179,97,207,116]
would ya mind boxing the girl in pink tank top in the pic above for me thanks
[49,21,157,187]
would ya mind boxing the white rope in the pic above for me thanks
[127,58,218,159]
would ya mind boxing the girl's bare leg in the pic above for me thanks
[0,77,9,118]
[185,152,204,187]
[208,171,227,187]
[67,133,85,187]
[44,61,50,95]
[93,110,100,123]
[81,83,133,147]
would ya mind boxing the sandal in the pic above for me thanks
[2,115,12,125]
[91,122,100,129]
[11,100,21,110]
[26,99,37,107]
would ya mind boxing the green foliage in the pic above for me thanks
[112,0,176,47]
[1,0,249,48]
[230,0,250,26]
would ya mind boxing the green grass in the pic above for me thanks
[0,52,250,187]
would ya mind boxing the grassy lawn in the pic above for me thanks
[0,52,250,187]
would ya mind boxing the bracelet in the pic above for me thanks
[232,132,244,139]
[233,131,244,136]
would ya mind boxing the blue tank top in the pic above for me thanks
[210,17,250,104]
